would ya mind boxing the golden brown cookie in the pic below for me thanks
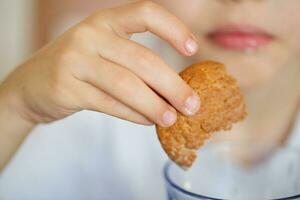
[156,61,247,168]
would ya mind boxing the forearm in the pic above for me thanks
[0,83,34,171]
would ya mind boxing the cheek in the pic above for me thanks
[276,2,300,63]
[286,27,300,61]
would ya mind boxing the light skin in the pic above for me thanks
[0,1,201,170]
[157,0,300,161]
[0,0,300,170]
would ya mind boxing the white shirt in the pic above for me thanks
[0,111,168,200]
[0,111,300,200]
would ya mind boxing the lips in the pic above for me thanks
[207,24,274,50]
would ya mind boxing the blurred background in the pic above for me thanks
[0,0,35,81]
[0,0,130,81]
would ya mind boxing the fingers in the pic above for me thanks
[95,34,200,116]
[75,56,178,127]
[90,1,198,56]
[75,81,153,125]
[66,1,201,126]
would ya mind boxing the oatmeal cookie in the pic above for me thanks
[156,61,247,168]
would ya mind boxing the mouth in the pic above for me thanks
[207,24,274,50]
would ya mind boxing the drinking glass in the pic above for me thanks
[163,141,300,200]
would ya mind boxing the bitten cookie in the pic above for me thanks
[156,61,247,168]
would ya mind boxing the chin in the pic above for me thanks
[196,53,282,91]
[219,59,277,91]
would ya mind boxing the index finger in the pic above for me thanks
[91,1,198,56]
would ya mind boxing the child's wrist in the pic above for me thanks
[0,83,36,133]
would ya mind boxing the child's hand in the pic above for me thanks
[1,1,200,127]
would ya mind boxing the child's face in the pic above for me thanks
[156,0,300,89]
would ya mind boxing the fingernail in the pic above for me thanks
[162,110,177,127]
[185,37,198,55]
[185,92,200,115]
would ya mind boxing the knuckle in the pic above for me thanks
[88,92,118,110]
[140,59,155,74]
[70,24,95,42]
[106,97,117,107]
[107,97,119,109]
[89,8,112,27]
[113,70,134,90]
[135,47,152,61]
[132,47,155,68]
[100,92,117,107]
[138,0,158,18]
[55,49,78,67]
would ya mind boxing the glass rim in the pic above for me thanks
[163,160,300,200]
